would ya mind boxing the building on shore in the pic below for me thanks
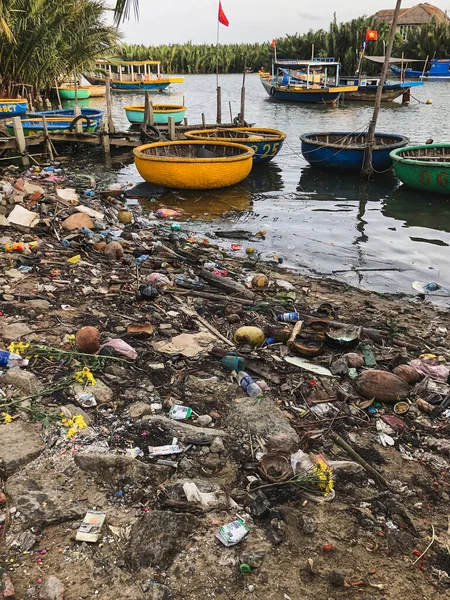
[373,2,450,39]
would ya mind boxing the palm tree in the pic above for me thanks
[113,0,139,23]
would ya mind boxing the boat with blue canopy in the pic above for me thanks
[300,132,409,172]
[0,99,28,118]
[261,58,358,104]
[390,57,450,79]
[339,75,424,102]
[84,60,184,92]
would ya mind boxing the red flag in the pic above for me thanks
[271,39,276,48]
[218,1,229,26]
[365,29,378,41]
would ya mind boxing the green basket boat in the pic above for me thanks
[56,86,91,100]
[390,143,450,195]
[124,104,186,125]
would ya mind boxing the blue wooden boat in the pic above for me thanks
[184,127,286,163]
[124,104,186,125]
[30,108,103,129]
[300,132,409,172]
[390,58,450,79]
[0,99,28,118]
[84,60,184,92]
[5,117,97,136]
[261,58,358,105]
[339,76,424,102]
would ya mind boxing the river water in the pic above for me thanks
[68,73,450,297]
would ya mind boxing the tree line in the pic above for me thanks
[118,16,450,75]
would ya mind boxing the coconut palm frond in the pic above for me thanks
[114,0,139,24]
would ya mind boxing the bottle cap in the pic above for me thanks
[240,563,251,574]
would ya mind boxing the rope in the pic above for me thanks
[410,93,427,105]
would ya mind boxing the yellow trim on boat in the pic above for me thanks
[185,127,287,143]
[124,104,187,113]
[0,98,26,103]
[133,140,254,190]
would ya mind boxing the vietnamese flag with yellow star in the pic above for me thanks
[365,29,378,41]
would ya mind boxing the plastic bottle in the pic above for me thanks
[0,350,29,368]
[80,226,95,239]
[238,371,263,398]
[277,312,300,322]
[135,254,149,265]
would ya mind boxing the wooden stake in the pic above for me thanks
[148,101,154,126]
[12,117,29,166]
[229,101,233,122]
[143,91,150,128]
[361,0,402,177]
[106,77,115,134]
[201,112,206,127]
[240,86,246,125]
[216,86,222,124]
[41,116,54,161]
[55,79,62,109]
[168,116,175,140]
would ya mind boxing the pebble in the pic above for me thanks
[210,437,225,454]
[197,415,213,427]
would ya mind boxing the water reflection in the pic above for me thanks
[383,185,450,232]
[246,162,284,194]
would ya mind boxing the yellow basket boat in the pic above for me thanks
[133,140,254,189]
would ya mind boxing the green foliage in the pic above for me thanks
[117,15,448,74]
[0,0,119,93]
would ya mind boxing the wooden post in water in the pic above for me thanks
[106,77,115,134]
[168,116,175,140]
[73,70,83,134]
[201,113,206,128]
[229,101,233,122]
[12,117,29,167]
[216,86,222,124]
[240,87,246,125]
[41,116,54,162]
[361,0,402,177]
[143,91,150,129]
[148,102,155,126]
[55,79,62,109]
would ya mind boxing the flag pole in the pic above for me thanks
[216,13,220,89]
[216,1,222,124]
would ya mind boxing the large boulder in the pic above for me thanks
[0,421,43,478]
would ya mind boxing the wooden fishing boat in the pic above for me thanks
[124,104,186,125]
[390,58,450,79]
[390,144,450,195]
[5,116,97,136]
[133,141,254,189]
[86,85,106,97]
[261,59,357,105]
[56,86,91,100]
[30,108,103,129]
[339,76,424,102]
[0,98,27,118]
[184,127,286,163]
[85,61,184,92]
[300,132,409,172]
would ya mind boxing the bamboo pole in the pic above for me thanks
[216,86,222,124]
[55,80,62,109]
[143,91,150,128]
[361,0,402,177]
[240,86,246,125]
[148,101,154,126]
[73,69,83,134]
[201,112,206,127]
[41,116,54,161]
[229,101,233,122]
[168,116,175,140]
[106,77,115,134]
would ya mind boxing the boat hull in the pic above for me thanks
[58,88,91,100]
[124,105,186,125]
[184,127,286,163]
[261,78,342,104]
[31,108,103,129]
[87,85,106,97]
[300,132,410,172]
[133,141,254,189]
[6,118,97,136]
[0,99,28,118]
[84,75,173,91]
[343,83,422,102]
[391,144,450,195]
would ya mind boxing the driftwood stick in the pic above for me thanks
[171,287,251,305]
[174,301,235,347]
[199,268,255,300]
[330,433,389,487]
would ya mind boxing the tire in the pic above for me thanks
[233,115,250,128]
[270,86,276,97]
[139,81,144,88]
[68,115,91,132]
[140,123,161,143]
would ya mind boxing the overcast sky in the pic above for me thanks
[117,0,450,45]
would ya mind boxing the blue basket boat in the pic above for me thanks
[0,99,28,118]
[300,132,410,172]
[184,127,286,163]
[30,108,103,129]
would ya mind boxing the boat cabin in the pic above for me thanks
[92,60,162,82]
[272,58,341,89]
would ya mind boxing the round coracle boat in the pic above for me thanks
[184,127,286,163]
[124,104,187,125]
[133,140,254,189]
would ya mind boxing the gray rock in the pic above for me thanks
[0,421,43,478]
[74,453,171,489]
[0,322,32,341]
[197,415,212,427]
[10,530,37,552]
[126,510,200,570]
[25,300,51,312]
[143,582,173,599]
[226,397,299,446]
[329,570,345,588]
[2,367,43,395]
[302,515,318,535]
[240,551,266,568]
[73,379,112,405]
[38,575,65,600]
[141,415,227,442]
[210,437,225,454]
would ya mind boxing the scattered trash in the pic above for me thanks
[216,520,249,546]
[76,510,106,542]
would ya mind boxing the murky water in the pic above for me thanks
[65,74,450,296]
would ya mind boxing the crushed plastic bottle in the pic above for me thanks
[0,350,29,368]
[277,312,300,322]
[238,371,263,398]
